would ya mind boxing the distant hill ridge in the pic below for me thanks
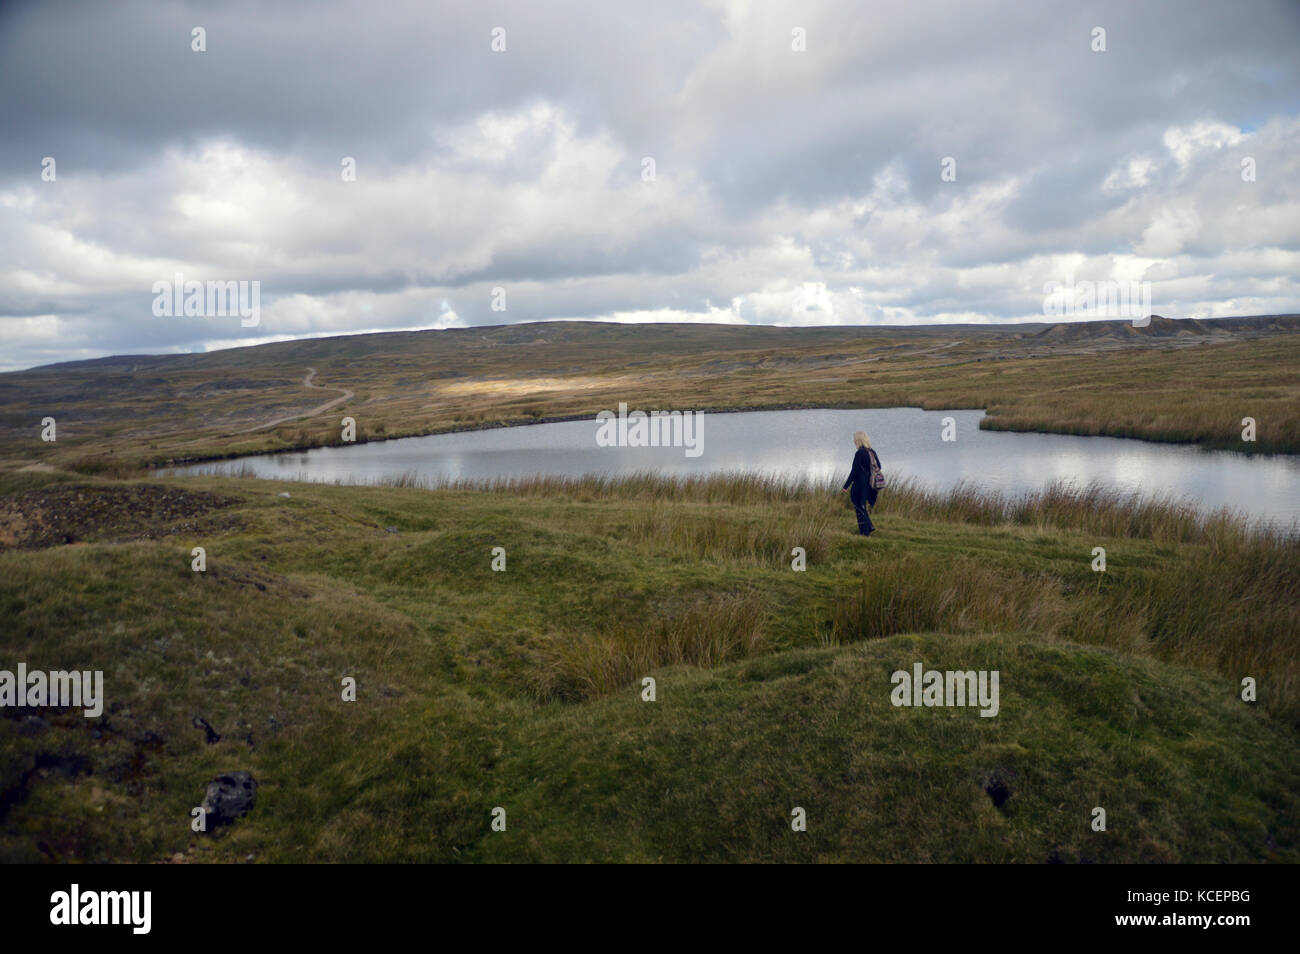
[1030,313,1300,342]
[17,313,1300,376]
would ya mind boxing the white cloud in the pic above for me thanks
[1163,121,1246,169]
[1,0,1298,370]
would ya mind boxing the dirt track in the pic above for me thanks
[236,367,353,434]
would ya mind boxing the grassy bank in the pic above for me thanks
[1,470,1296,862]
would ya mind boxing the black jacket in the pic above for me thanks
[843,446,881,496]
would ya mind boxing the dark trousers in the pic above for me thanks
[852,491,875,535]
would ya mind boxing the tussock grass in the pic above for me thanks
[830,556,1067,643]
[871,476,1278,544]
[2,470,1297,862]
[822,548,1299,722]
[432,474,1298,720]
[355,468,825,505]
[534,592,767,701]
[349,469,1288,544]
[627,501,834,566]
[324,471,1297,720]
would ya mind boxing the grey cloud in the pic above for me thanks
[1,0,1299,370]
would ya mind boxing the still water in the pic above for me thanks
[172,408,1300,529]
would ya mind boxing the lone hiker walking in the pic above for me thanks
[841,430,884,536]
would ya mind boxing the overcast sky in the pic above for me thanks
[2,0,1298,371]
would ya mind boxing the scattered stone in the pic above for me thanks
[278,492,291,498]
[191,714,221,744]
[981,767,1015,811]
[199,771,258,829]
[384,526,398,533]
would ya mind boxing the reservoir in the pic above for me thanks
[170,407,1300,530]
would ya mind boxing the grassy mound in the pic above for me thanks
[468,636,1298,863]
[0,470,1295,862]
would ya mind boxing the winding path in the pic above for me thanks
[236,367,354,434]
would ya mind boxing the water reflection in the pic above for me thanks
[171,407,1300,529]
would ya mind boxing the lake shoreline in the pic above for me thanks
[155,399,1296,471]
[153,401,944,468]
[166,406,1300,531]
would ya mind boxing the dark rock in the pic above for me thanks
[981,767,1015,811]
[191,714,221,744]
[200,771,257,829]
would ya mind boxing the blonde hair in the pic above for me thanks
[854,431,871,448]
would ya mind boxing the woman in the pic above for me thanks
[841,430,882,536]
